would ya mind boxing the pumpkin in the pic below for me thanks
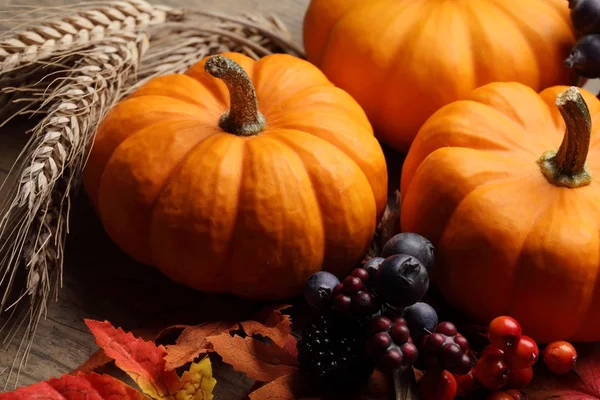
[83,52,388,300]
[303,0,577,153]
[400,82,600,343]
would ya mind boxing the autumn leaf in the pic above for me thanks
[177,358,217,400]
[248,372,302,400]
[164,321,236,370]
[524,345,600,400]
[71,349,113,374]
[0,372,148,400]
[241,304,293,348]
[207,331,298,382]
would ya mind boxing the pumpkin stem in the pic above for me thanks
[538,86,593,188]
[204,55,266,136]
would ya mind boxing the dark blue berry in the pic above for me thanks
[381,233,435,272]
[402,302,438,339]
[569,0,600,35]
[304,271,340,309]
[376,254,429,308]
[363,257,384,285]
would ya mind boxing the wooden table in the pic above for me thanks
[0,0,311,397]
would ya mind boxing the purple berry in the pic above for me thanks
[304,271,340,309]
[402,302,438,339]
[568,0,600,35]
[381,233,435,272]
[376,254,429,307]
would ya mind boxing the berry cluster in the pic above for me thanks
[297,232,475,391]
[565,0,600,79]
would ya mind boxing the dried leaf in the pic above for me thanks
[241,305,293,347]
[248,372,301,400]
[524,345,600,400]
[177,358,217,400]
[70,349,112,374]
[85,319,181,398]
[0,372,147,400]
[164,321,236,370]
[207,332,299,382]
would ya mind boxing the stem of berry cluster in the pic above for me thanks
[393,366,418,399]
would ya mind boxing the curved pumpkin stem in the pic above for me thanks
[204,55,266,136]
[538,86,593,188]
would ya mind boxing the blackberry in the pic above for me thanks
[297,312,375,390]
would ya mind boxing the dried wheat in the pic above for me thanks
[0,30,148,389]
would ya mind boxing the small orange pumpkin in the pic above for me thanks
[303,0,576,152]
[83,52,388,300]
[400,82,600,343]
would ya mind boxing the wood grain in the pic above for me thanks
[0,0,309,396]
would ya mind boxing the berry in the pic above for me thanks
[363,257,384,285]
[381,232,436,272]
[417,322,472,375]
[543,340,578,374]
[297,313,374,390]
[488,316,522,351]
[376,254,429,307]
[474,353,510,390]
[454,367,478,396]
[508,335,539,369]
[486,390,527,400]
[418,370,457,400]
[367,316,419,372]
[481,344,505,358]
[332,268,380,316]
[304,271,340,309]
[568,0,600,36]
[506,367,533,389]
[402,302,438,339]
[504,389,528,400]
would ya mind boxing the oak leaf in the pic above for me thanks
[0,372,148,400]
[207,331,298,382]
[164,321,236,370]
[523,345,600,400]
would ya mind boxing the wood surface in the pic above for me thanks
[0,0,310,396]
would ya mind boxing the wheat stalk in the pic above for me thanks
[0,0,303,388]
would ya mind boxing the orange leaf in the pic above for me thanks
[207,332,298,382]
[0,372,148,400]
[164,321,236,370]
[242,305,293,347]
[248,372,301,400]
[70,349,112,374]
[85,319,180,398]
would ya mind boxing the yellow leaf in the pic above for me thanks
[175,358,217,400]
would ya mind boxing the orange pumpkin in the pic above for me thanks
[83,52,388,300]
[303,0,576,153]
[400,82,600,343]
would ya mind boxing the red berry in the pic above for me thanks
[419,370,458,400]
[481,344,505,358]
[452,353,473,375]
[352,291,375,314]
[342,276,364,294]
[454,367,478,396]
[543,340,577,374]
[351,268,370,281]
[486,391,515,400]
[506,367,533,389]
[332,295,351,312]
[488,316,522,351]
[332,283,343,297]
[504,389,528,400]
[436,321,458,336]
[401,343,419,366]
[424,333,446,352]
[474,353,510,390]
[370,316,392,333]
[454,335,470,352]
[508,335,539,369]
[390,323,411,344]
[368,332,392,353]
[379,347,403,371]
[440,343,463,368]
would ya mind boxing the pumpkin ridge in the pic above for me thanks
[436,176,546,319]
[268,129,375,276]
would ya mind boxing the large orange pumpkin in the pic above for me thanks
[400,82,600,343]
[303,0,577,153]
[83,52,388,300]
